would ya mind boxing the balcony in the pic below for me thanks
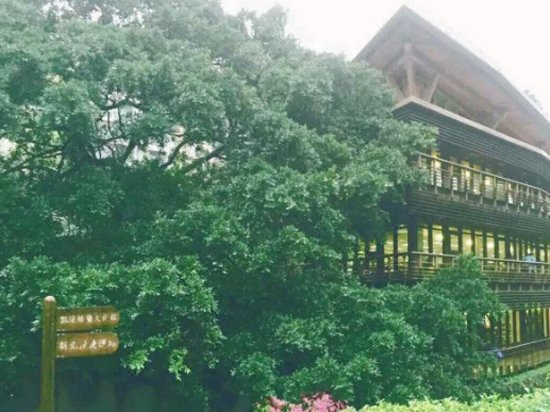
[416,153,549,219]
[407,252,550,284]
[366,252,550,307]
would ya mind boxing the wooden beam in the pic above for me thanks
[409,49,495,116]
[387,75,405,100]
[404,43,417,97]
[423,73,440,102]
[492,110,508,129]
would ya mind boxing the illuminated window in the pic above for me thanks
[475,231,483,257]
[498,236,506,259]
[462,229,473,253]
[486,234,495,259]
[472,164,482,195]
[433,225,443,255]
[369,241,377,253]
[509,240,516,259]
[397,226,408,254]
[450,227,460,253]
[418,226,430,253]
[357,238,365,260]
[541,245,548,263]
[384,231,394,256]
[484,175,494,198]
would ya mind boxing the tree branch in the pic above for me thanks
[176,144,225,173]
[160,139,187,170]
[1,147,62,176]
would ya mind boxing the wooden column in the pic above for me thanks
[404,43,417,97]
[40,296,57,412]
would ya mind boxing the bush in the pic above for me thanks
[344,388,550,411]
[221,256,503,408]
[497,363,550,396]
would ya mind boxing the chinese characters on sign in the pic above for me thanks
[56,306,120,332]
[56,332,119,358]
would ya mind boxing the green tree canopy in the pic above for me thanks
[0,1,503,411]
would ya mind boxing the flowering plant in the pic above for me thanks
[267,393,346,412]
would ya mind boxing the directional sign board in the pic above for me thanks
[56,306,120,332]
[40,297,121,412]
[56,331,119,358]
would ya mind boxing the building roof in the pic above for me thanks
[354,6,550,155]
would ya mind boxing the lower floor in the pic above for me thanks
[349,216,550,373]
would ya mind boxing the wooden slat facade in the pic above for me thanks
[354,103,550,373]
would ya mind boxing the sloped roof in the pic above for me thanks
[355,6,550,154]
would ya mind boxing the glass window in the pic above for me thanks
[369,241,377,253]
[357,238,365,260]
[433,225,443,255]
[475,231,484,257]
[486,234,495,259]
[384,231,394,256]
[472,164,482,195]
[418,226,430,253]
[498,236,506,259]
[450,227,460,253]
[462,229,473,254]
[460,160,470,192]
[508,239,516,260]
[484,175,494,198]
[397,226,408,254]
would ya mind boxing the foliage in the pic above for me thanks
[0,257,222,405]
[0,0,505,410]
[497,362,550,396]
[344,388,550,411]
[208,257,502,408]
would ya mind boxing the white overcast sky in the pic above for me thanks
[221,0,550,115]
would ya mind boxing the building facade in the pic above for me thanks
[354,7,550,372]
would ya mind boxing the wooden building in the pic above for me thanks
[354,6,550,372]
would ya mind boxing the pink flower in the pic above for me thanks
[267,393,346,412]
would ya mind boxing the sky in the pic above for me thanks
[220,0,550,115]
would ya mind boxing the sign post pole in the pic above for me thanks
[40,296,56,412]
[39,296,120,410]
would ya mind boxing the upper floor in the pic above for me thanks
[355,6,550,155]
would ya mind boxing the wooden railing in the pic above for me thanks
[497,338,550,374]
[417,153,550,218]
[410,252,550,284]
[366,252,550,284]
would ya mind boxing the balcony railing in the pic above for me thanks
[497,338,550,374]
[409,252,550,284]
[366,252,550,284]
[417,153,550,218]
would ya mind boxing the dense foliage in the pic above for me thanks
[0,0,503,410]
[343,389,550,412]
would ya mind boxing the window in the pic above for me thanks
[486,234,495,259]
[449,227,460,253]
[433,225,443,255]
[418,226,430,253]
[475,231,484,257]
[397,226,408,254]
[462,229,473,254]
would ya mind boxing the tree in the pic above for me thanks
[0,1,502,411]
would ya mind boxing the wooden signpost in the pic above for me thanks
[40,296,120,412]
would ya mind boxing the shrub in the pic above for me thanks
[343,388,550,411]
